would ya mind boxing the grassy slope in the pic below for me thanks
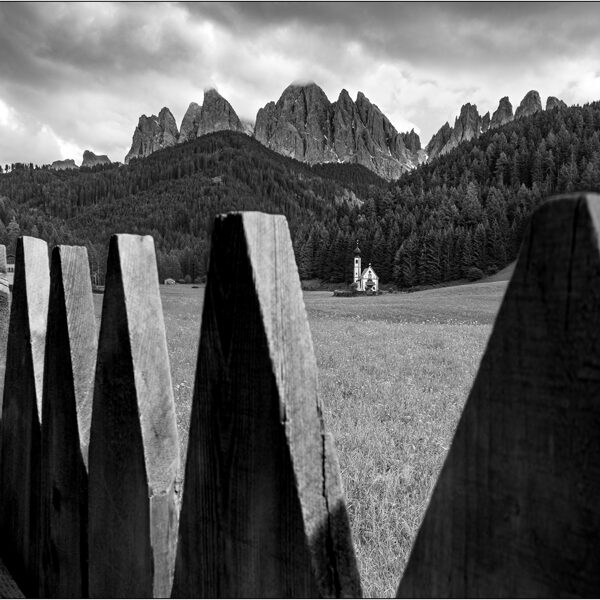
[92,280,507,597]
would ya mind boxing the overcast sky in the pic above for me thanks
[2,1,600,166]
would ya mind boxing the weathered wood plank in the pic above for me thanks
[88,234,179,598]
[40,246,97,597]
[0,245,9,408]
[397,193,600,597]
[0,236,50,597]
[172,212,361,598]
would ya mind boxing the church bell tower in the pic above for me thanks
[353,241,362,289]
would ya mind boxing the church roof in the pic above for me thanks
[361,265,378,278]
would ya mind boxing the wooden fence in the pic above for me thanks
[0,195,599,597]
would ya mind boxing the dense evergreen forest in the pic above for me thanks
[1,101,600,287]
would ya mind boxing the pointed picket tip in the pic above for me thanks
[0,236,49,597]
[88,234,179,598]
[172,212,361,598]
[40,245,97,598]
[397,193,600,597]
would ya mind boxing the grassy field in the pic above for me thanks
[92,280,507,597]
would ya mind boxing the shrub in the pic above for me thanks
[301,279,322,291]
[466,266,484,281]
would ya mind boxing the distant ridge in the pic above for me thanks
[426,90,565,160]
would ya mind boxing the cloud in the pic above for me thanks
[2,2,600,165]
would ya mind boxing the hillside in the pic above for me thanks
[0,132,384,283]
[380,100,600,287]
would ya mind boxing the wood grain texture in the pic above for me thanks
[397,193,600,597]
[0,245,9,409]
[0,236,49,597]
[88,234,179,598]
[172,212,361,598]
[40,246,97,598]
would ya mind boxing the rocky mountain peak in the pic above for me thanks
[50,159,78,170]
[254,81,336,163]
[82,150,110,168]
[490,96,513,129]
[178,102,202,143]
[337,88,354,108]
[198,88,245,136]
[254,82,422,179]
[546,96,567,111]
[125,89,246,162]
[356,92,398,146]
[515,90,542,120]
[401,129,421,153]
[124,108,179,164]
[158,107,179,143]
[425,122,452,160]
[428,103,482,159]
[481,112,491,133]
[426,102,491,160]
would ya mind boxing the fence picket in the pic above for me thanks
[0,245,9,407]
[0,237,50,597]
[87,234,179,598]
[40,246,97,597]
[397,193,600,597]
[172,212,361,598]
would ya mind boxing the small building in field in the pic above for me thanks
[353,242,379,292]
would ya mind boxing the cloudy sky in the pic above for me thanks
[2,1,600,166]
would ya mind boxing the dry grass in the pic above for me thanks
[92,281,506,597]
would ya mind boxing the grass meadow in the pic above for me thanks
[92,280,507,598]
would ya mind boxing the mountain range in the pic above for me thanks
[122,84,426,180]
[426,90,567,160]
[120,83,567,180]
[48,82,568,181]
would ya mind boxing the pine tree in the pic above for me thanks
[418,230,442,285]
[472,223,487,270]
[461,182,483,225]
[393,234,418,288]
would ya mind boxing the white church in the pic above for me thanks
[353,242,379,292]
